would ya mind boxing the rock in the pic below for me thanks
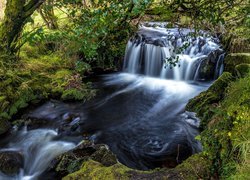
[63,154,211,180]
[90,145,117,166]
[186,72,234,129]
[62,160,131,180]
[235,63,250,78]
[174,154,211,179]
[0,151,24,175]
[22,100,85,135]
[45,141,117,179]
[224,53,250,73]
[0,119,11,135]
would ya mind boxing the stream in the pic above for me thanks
[0,25,224,179]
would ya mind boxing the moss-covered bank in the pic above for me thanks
[63,154,211,180]
[186,54,250,179]
[0,45,96,132]
[224,53,250,74]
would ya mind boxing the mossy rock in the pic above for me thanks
[63,160,131,180]
[235,63,250,78]
[174,154,211,179]
[90,146,117,166]
[0,119,11,135]
[224,53,250,73]
[186,72,234,128]
[63,154,211,180]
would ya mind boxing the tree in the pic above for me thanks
[0,0,6,20]
[38,0,58,30]
[0,0,45,62]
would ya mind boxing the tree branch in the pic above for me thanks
[24,0,45,18]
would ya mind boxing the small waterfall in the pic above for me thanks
[0,128,76,180]
[0,24,226,177]
[123,26,224,81]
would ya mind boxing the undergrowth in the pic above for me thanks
[196,72,250,179]
[0,44,96,120]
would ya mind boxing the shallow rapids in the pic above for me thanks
[0,128,76,180]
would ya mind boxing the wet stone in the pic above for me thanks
[0,151,24,175]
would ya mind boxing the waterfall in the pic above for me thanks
[123,26,224,81]
[0,25,226,178]
[0,128,76,180]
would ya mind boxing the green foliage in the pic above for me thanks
[187,70,250,178]
[22,0,152,69]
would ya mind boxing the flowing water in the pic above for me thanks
[0,25,224,179]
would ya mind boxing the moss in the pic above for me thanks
[63,155,212,180]
[188,71,250,178]
[186,72,234,128]
[235,63,250,78]
[174,154,211,179]
[224,53,250,73]
[63,160,131,180]
[0,44,95,121]
[90,146,117,167]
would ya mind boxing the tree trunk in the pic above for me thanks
[0,0,45,61]
[0,0,6,20]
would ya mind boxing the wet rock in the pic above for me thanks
[45,141,117,179]
[21,100,85,135]
[0,151,24,175]
[196,49,224,81]
[0,119,11,135]
[235,63,250,78]
[224,53,250,73]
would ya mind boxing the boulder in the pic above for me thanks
[0,119,10,136]
[186,72,234,129]
[224,53,250,73]
[0,151,24,175]
[62,154,211,180]
[45,141,117,179]
[235,63,250,78]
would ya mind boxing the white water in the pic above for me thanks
[0,25,225,176]
[0,128,76,180]
[123,26,224,81]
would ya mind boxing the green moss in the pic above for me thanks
[175,154,211,179]
[235,63,250,78]
[63,160,131,180]
[224,53,250,73]
[188,71,250,178]
[90,146,117,167]
[186,72,234,129]
[0,44,95,121]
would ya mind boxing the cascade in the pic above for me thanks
[123,26,224,80]
[0,24,225,179]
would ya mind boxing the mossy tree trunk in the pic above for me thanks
[0,0,45,62]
